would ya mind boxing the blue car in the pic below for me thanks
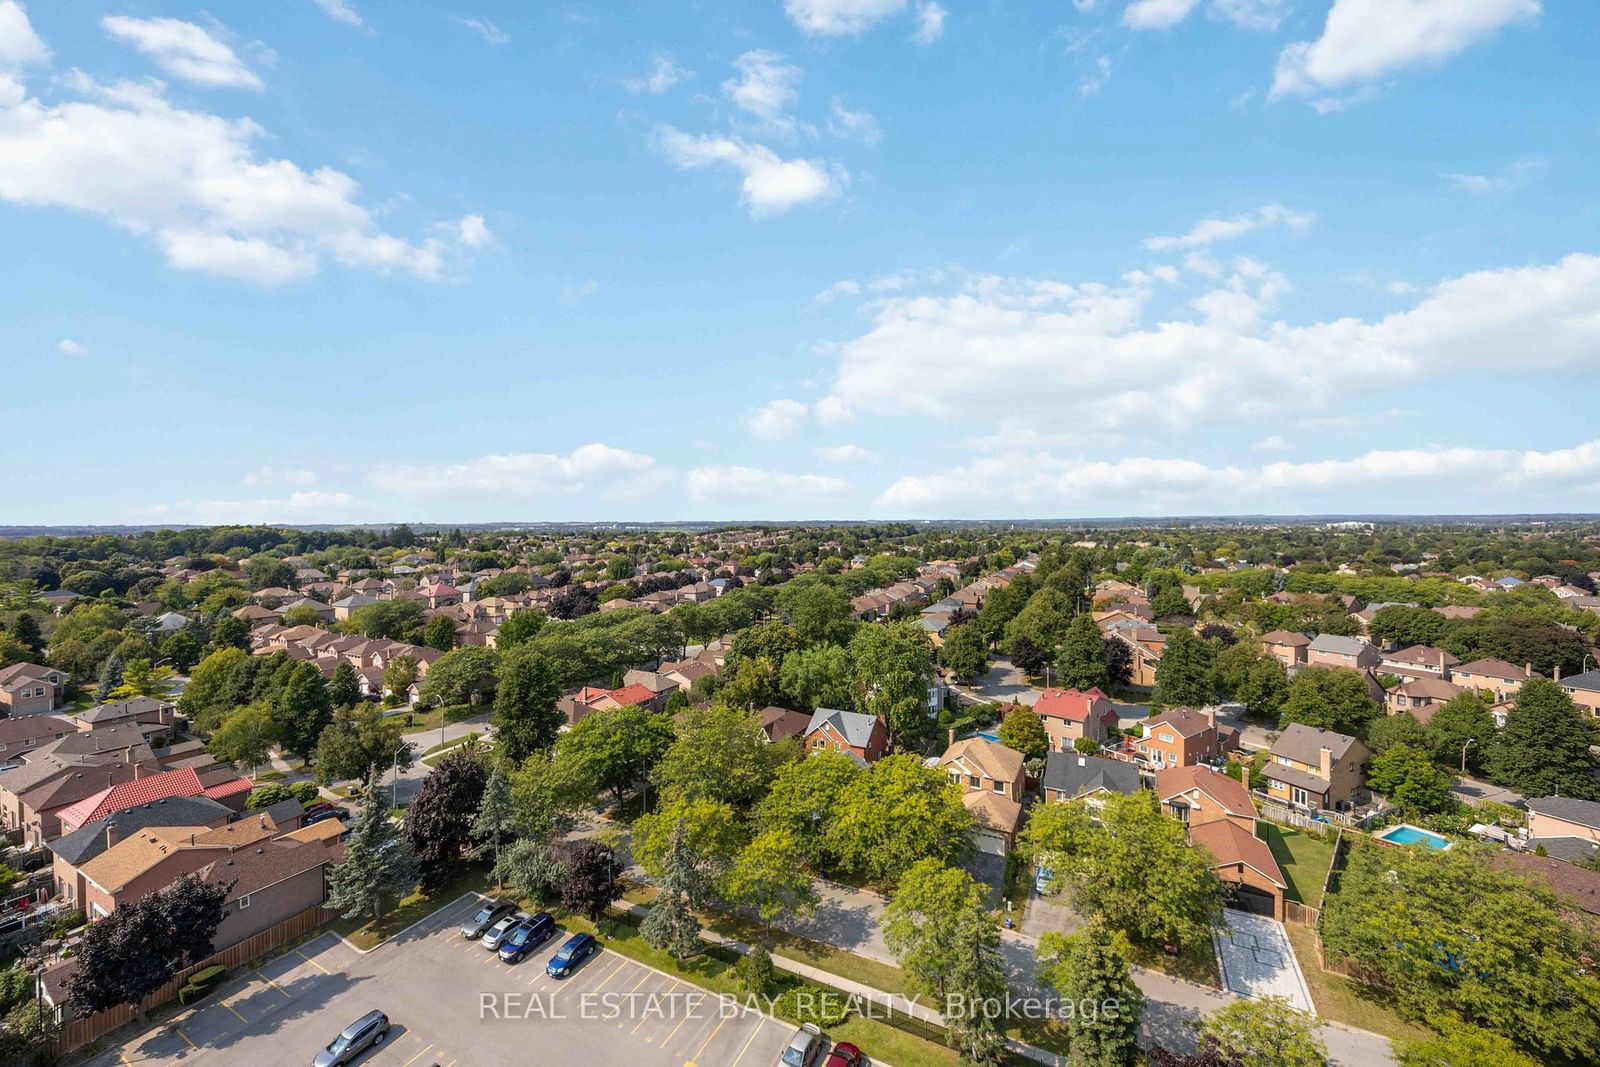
[498,913,555,963]
[546,932,597,977]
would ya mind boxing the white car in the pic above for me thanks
[482,911,531,950]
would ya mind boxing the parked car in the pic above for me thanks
[823,1040,864,1067]
[460,899,516,939]
[311,1009,388,1067]
[545,932,597,977]
[781,1023,823,1066]
[303,810,345,827]
[1034,863,1054,895]
[482,911,531,951]
[498,913,556,963]
[302,802,338,818]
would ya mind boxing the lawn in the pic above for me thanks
[1282,923,1432,1045]
[420,738,492,767]
[700,907,914,996]
[332,865,492,950]
[1259,823,1337,909]
[1127,938,1222,988]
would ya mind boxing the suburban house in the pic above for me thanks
[756,706,810,744]
[1041,751,1140,811]
[1558,669,1600,717]
[70,696,177,738]
[938,738,1026,856]
[52,766,252,836]
[1378,645,1459,680]
[1127,707,1236,770]
[0,662,66,716]
[1486,852,1600,928]
[1032,687,1120,751]
[557,682,669,725]
[0,716,77,768]
[803,708,888,765]
[232,604,282,627]
[1527,797,1600,844]
[1259,631,1310,669]
[1453,658,1535,702]
[48,795,237,906]
[277,597,335,624]
[1384,677,1463,723]
[1157,764,1286,919]
[1260,723,1370,813]
[1305,634,1380,671]
[621,669,682,702]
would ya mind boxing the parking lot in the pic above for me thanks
[89,895,804,1067]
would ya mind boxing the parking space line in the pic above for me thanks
[175,1029,198,1050]
[401,1043,434,1066]
[632,979,679,1034]
[728,1017,769,1067]
[295,948,331,974]
[692,1016,728,1061]
[661,1003,695,1050]
[219,999,248,1023]
[254,969,292,999]
[582,958,628,994]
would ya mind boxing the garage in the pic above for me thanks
[971,827,1009,856]
[1228,883,1278,918]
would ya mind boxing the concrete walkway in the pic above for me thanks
[1213,909,1315,1014]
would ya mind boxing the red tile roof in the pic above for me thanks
[1034,688,1114,723]
[608,684,657,707]
[55,767,204,829]
[200,777,254,802]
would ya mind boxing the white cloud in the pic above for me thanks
[624,53,690,94]
[912,2,946,43]
[1122,0,1201,30]
[746,398,809,440]
[827,97,881,144]
[455,17,508,44]
[561,278,599,302]
[1212,0,1288,31]
[877,438,1600,515]
[1144,202,1312,251]
[310,0,364,28]
[242,466,317,486]
[371,443,655,497]
[142,490,363,524]
[0,68,485,284]
[1079,55,1112,97]
[817,444,875,463]
[456,214,492,248]
[1252,434,1290,451]
[785,0,907,36]
[0,1,49,69]
[56,338,86,355]
[723,50,802,132]
[809,252,1600,436]
[1445,159,1541,195]
[655,125,843,217]
[816,267,952,303]
[1272,0,1539,102]
[687,465,850,501]
[101,16,262,90]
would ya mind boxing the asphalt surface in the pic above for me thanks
[90,895,805,1067]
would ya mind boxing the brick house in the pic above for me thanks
[1259,631,1310,669]
[1040,752,1140,808]
[803,708,888,765]
[1305,634,1380,671]
[938,738,1027,856]
[1032,687,1120,751]
[1260,723,1369,812]
[0,662,66,716]
[1378,645,1459,680]
[1559,669,1600,718]
[1384,677,1463,723]
[1453,658,1534,702]
[1526,797,1600,843]
[1131,707,1236,771]
[0,716,77,768]
[1158,764,1285,919]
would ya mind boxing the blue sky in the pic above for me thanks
[3,0,1598,524]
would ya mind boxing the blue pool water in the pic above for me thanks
[975,731,1000,742]
[1376,824,1453,850]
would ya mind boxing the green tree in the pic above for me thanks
[641,819,707,961]
[328,782,422,920]
[423,615,457,652]
[944,905,1010,1066]
[997,707,1049,760]
[1066,791,1224,950]
[940,622,991,683]
[208,701,279,776]
[1151,585,1189,619]
[1036,922,1144,1067]
[1019,800,1095,876]
[1005,587,1074,661]
[244,556,296,589]
[1236,658,1289,721]
[280,604,326,628]
[1366,743,1453,816]
[553,704,675,806]
[1198,997,1326,1067]
[329,660,361,708]
[1153,629,1214,708]
[343,599,427,641]
[470,762,519,890]
[492,645,564,764]
[495,609,547,648]
[1277,667,1380,737]
[314,704,410,785]
[780,581,853,646]
[631,796,745,889]
[209,615,250,651]
[754,750,861,865]
[826,754,973,884]
[1423,691,1496,774]
[652,703,786,808]
[1059,613,1110,691]
[719,655,782,712]
[403,750,487,885]
[159,630,202,672]
[501,836,568,904]
[727,619,801,673]
[883,859,989,1005]
[10,612,43,656]
[96,653,124,701]
[1365,711,1429,754]
[779,643,856,711]
[1488,678,1600,799]
[382,654,419,699]
[721,828,818,932]
[850,620,936,748]
[419,645,500,707]
[274,661,335,759]
[1395,1020,1540,1067]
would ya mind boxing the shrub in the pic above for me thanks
[43,910,85,938]
[774,983,851,1028]
[739,944,776,997]
[245,784,291,810]
[289,782,321,805]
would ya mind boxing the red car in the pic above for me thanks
[823,1042,864,1067]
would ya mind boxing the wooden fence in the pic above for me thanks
[51,904,338,1054]
[1283,900,1319,926]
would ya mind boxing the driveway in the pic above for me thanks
[953,657,1042,707]
[1212,909,1314,1015]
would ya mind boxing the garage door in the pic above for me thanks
[1228,884,1276,917]
[971,829,1008,856]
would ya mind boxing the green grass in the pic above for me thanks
[253,770,286,782]
[332,866,491,950]
[421,739,493,767]
[1260,823,1337,909]
[1127,938,1222,988]
[700,908,914,996]
[1283,923,1432,1045]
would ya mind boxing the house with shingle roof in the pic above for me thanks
[1261,723,1369,812]
[938,738,1027,855]
[1306,634,1380,671]
[1527,796,1600,843]
[1040,751,1140,807]
[1259,631,1310,669]
[1454,658,1535,702]
[0,662,66,716]
[804,708,887,765]
[1558,669,1600,718]
[1032,687,1119,750]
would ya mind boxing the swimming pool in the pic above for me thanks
[1375,824,1453,850]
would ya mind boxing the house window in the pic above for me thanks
[238,895,251,910]
[1159,733,1174,743]
[992,779,1005,794]
[1291,787,1309,806]
[968,774,981,788]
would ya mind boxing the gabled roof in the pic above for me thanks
[607,683,657,707]
[1034,688,1114,723]
[55,767,206,828]
[1527,796,1600,831]
[756,706,810,743]
[1307,634,1372,656]
[48,795,233,866]
[962,790,1023,835]
[0,662,57,687]
[806,707,881,749]
[197,837,341,901]
[940,738,1025,784]
[1259,630,1310,646]
[1188,820,1285,888]
[0,715,75,745]
[1270,722,1364,765]
[1559,669,1600,694]
[1156,765,1257,818]
[1454,658,1532,681]
[74,696,171,724]
[1145,707,1213,738]
[1041,752,1140,798]
[1382,644,1459,667]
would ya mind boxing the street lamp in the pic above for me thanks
[391,739,412,810]
[1461,737,1476,775]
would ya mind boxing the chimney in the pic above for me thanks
[1318,746,1333,781]
[1077,756,1086,767]
[1526,662,1534,679]
[1241,764,1250,793]
[948,727,955,749]
[105,823,118,849]
[1554,664,1561,682]
[1204,705,1216,727]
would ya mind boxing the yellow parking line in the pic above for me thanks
[728,1017,767,1067]
[584,958,628,994]
[692,1016,727,1061]
[401,1043,433,1067]
[661,1005,695,1050]
[633,980,678,1034]
[118,1053,133,1066]
[220,999,247,1023]
[295,949,330,974]
[255,970,292,999]
[175,1029,198,1050]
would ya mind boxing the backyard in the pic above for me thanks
[1259,823,1336,909]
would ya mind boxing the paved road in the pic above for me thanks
[93,895,798,1067]
[953,657,1043,707]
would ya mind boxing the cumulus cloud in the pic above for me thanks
[624,53,690,94]
[456,214,492,248]
[0,53,486,283]
[817,444,875,463]
[723,50,802,132]
[878,438,1600,515]
[912,2,946,43]
[0,1,47,69]
[141,490,363,524]
[310,0,364,28]
[785,0,909,36]
[808,253,1600,436]
[101,16,263,90]
[371,444,655,497]
[654,125,843,217]
[1272,0,1539,103]
[1212,0,1288,31]
[1144,201,1312,251]
[1122,0,1202,30]
[827,97,881,144]
[56,338,86,356]
[746,398,809,440]
[687,466,850,502]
